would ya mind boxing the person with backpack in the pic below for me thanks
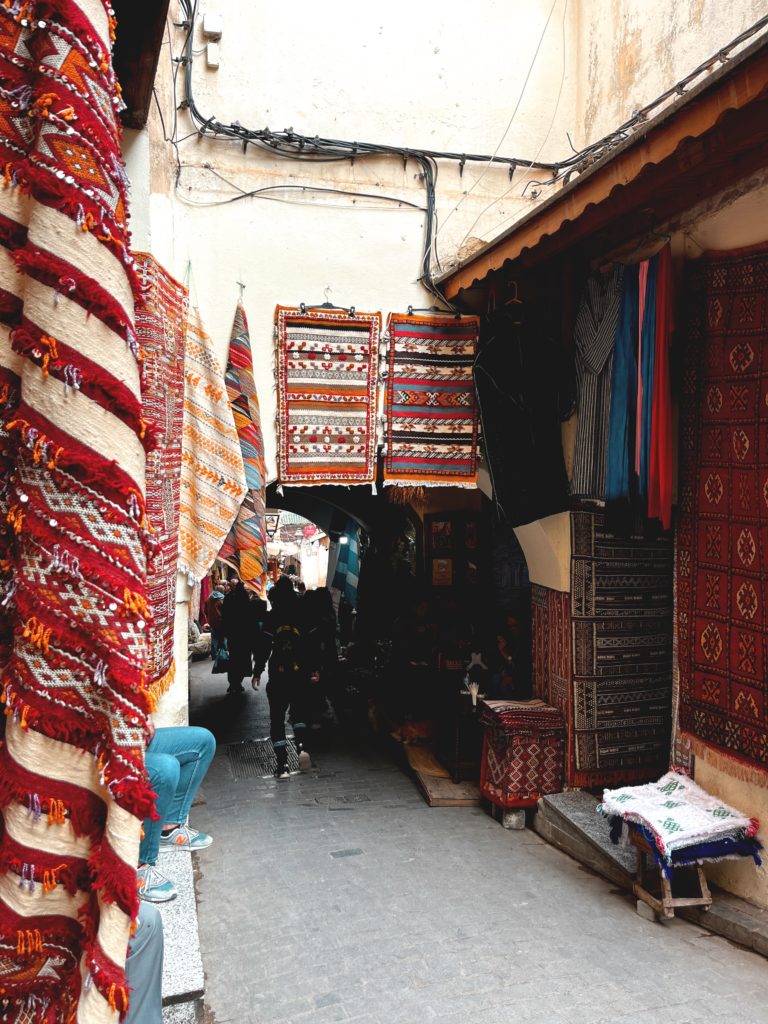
[252,575,319,777]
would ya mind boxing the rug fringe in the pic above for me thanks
[146,660,176,707]
[386,485,427,508]
[684,733,768,789]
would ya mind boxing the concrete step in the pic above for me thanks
[533,790,637,888]
[532,791,768,957]
[156,849,205,1007]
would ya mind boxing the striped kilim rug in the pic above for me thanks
[0,4,154,1021]
[219,301,267,592]
[275,305,381,486]
[178,307,247,586]
[134,252,187,698]
[384,312,480,494]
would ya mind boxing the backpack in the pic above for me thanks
[272,623,302,676]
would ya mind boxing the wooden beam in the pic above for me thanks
[113,0,172,130]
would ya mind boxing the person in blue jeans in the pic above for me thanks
[137,719,216,902]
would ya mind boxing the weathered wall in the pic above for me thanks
[575,0,768,150]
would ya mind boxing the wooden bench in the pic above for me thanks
[630,826,712,919]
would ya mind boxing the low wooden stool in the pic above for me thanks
[630,826,712,919]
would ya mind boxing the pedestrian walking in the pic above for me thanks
[204,580,227,657]
[303,587,339,725]
[253,576,319,778]
[221,580,261,692]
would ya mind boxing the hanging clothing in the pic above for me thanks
[648,244,673,528]
[639,254,658,497]
[605,264,640,502]
[474,310,572,529]
[332,517,360,608]
[571,264,624,499]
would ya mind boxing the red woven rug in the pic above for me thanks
[134,252,187,695]
[275,306,381,486]
[678,242,768,785]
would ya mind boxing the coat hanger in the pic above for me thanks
[406,304,462,320]
[500,279,523,324]
[300,286,356,317]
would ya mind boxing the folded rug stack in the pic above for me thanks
[481,699,566,735]
[480,699,566,808]
[599,770,763,878]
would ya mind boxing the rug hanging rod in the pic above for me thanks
[406,304,462,319]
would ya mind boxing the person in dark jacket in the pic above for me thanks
[221,581,261,693]
[303,587,339,724]
[252,576,319,777]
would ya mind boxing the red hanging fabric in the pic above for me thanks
[648,245,673,527]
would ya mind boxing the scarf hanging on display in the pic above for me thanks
[219,302,267,593]
[571,263,624,500]
[0,5,154,1021]
[134,253,187,700]
[178,307,247,587]
[474,310,571,529]
[604,247,672,527]
[605,264,640,503]
[331,517,360,608]
[275,306,381,486]
[383,312,480,498]
[648,245,673,528]
[677,242,768,787]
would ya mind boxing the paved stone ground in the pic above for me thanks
[188,660,768,1024]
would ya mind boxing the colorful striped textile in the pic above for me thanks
[275,306,381,486]
[384,312,480,491]
[178,308,247,586]
[219,302,267,592]
[133,253,187,698]
[0,4,153,1021]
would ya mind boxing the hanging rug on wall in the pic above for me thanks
[275,306,381,486]
[178,307,247,586]
[219,301,267,592]
[134,252,188,697]
[384,312,480,495]
[677,242,768,786]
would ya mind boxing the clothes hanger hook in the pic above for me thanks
[237,280,246,300]
[324,286,332,303]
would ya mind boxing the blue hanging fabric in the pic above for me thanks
[605,264,640,502]
[332,516,360,608]
[639,253,659,498]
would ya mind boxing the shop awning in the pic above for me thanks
[438,32,768,300]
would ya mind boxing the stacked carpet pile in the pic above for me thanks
[0,4,154,1021]
[599,770,763,878]
[479,700,565,808]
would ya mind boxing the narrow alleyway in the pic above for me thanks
[187,662,768,1024]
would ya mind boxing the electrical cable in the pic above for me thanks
[436,0,561,238]
[455,0,569,249]
[168,0,768,285]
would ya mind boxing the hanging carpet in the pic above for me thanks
[275,306,381,486]
[383,312,479,492]
[134,252,187,698]
[0,3,154,1021]
[571,510,673,788]
[178,307,247,586]
[678,242,768,786]
[219,301,267,592]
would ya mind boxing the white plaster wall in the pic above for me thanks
[574,0,768,151]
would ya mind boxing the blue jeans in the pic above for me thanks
[210,626,222,658]
[125,902,163,1023]
[140,726,216,865]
